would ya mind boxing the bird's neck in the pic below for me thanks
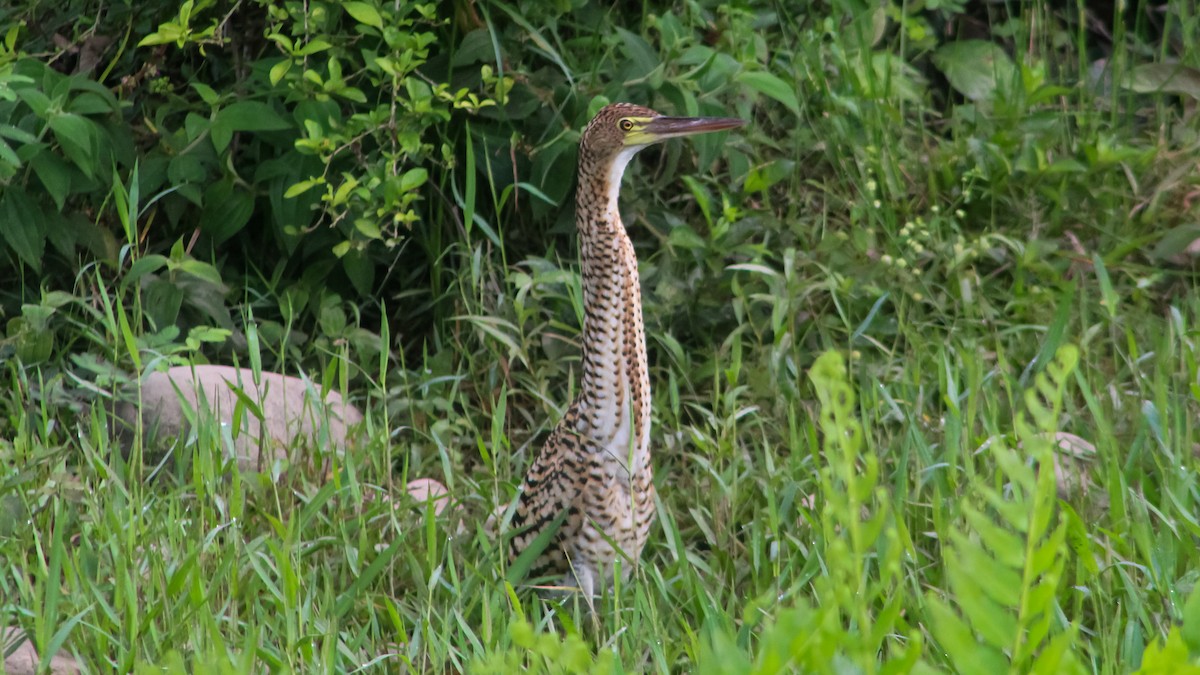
[573,155,652,465]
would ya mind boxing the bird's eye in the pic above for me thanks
[619,119,634,131]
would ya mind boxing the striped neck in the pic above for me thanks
[572,150,651,456]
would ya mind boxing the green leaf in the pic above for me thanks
[737,71,800,115]
[1026,283,1075,387]
[30,152,72,211]
[1093,251,1118,315]
[1149,223,1200,262]
[0,138,17,172]
[744,159,795,194]
[269,59,292,86]
[948,531,1021,607]
[1061,503,1100,579]
[933,40,1017,102]
[1136,628,1200,674]
[964,507,1025,567]
[946,550,1018,651]
[296,39,333,56]
[199,181,254,244]
[0,123,38,145]
[143,277,185,329]
[15,86,51,117]
[925,596,1007,674]
[122,254,170,289]
[176,260,225,288]
[1124,63,1200,100]
[1182,582,1200,655]
[65,92,116,116]
[184,112,209,143]
[342,249,374,297]
[343,2,383,30]
[138,23,186,47]
[211,101,291,154]
[167,153,206,186]
[284,177,324,199]
[614,27,659,80]
[0,190,46,272]
[41,209,76,257]
[354,218,382,239]
[48,112,96,177]
[1029,630,1080,675]
[399,167,428,192]
[192,82,220,105]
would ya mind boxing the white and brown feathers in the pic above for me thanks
[505,104,660,596]
[502,103,743,596]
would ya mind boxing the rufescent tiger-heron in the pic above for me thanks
[504,103,745,598]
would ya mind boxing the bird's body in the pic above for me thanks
[506,103,744,596]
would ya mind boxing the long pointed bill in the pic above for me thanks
[643,115,746,140]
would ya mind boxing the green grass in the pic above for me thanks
[5,0,1200,672]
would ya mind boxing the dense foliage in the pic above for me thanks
[3,0,1200,672]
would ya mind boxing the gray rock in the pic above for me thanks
[113,365,363,472]
[3,627,80,675]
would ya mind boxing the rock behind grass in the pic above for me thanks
[112,365,364,473]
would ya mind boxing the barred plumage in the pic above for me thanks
[506,103,744,596]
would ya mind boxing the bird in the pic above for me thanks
[504,102,745,597]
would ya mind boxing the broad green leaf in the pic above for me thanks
[1124,63,1200,100]
[1023,578,1060,620]
[41,210,76,257]
[343,2,383,30]
[0,123,38,145]
[285,177,324,199]
[342,249,374,297]
[615,27,659,80]
[184,112,209,143]
[175,259,225,286]
[143,277,185,329]
[48,112,96,176]
[737,71,800,115]
[964,507,1025,567]
[399,167,428,192]
[30,152,72,210]
[122,254,170,288]
[668,225,707,251]
[15,86,51,117]
[65,92,116,116]
[1149,223,1200,262]
[1029,630,1081,675]
[946,551,1018,651]
[354,218,382,239]
[296,39,333,56]
[137,23,186,47]
[1183,582,1200,655]
[269,59,292,86]
[199,181,254,244]
[167,153,205,186]
[932,40,1016,102]
[215,102,290,130]
[1061,503,1100,579]
[211,101,291,154]
[925,595,1007,674]
[948,531,1021,607]
[0,190,46,272]
[744,159,795,193]
[0,138,17,171]
[1136,628,1200,674]
[191,82,219,105]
